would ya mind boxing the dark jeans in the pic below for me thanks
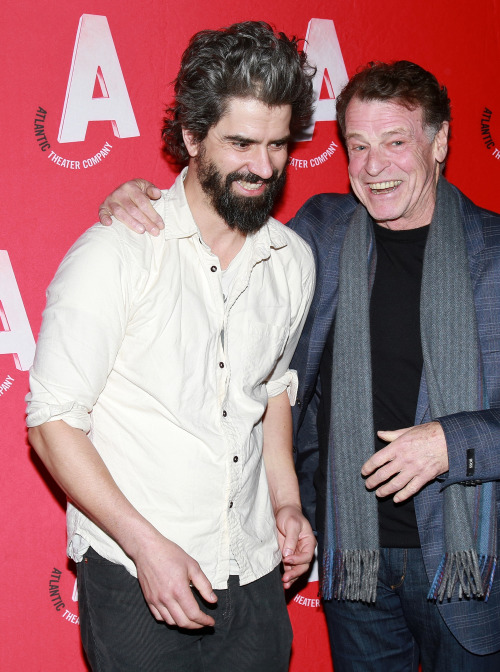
[321,547,500,672]
[77,547,292,672]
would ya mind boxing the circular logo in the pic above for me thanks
[48,564,80,626]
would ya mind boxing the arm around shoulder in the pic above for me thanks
[98,178,164,235]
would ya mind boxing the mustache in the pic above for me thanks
[226,170,280,185]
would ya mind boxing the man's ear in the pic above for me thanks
[182,129,200,158]
[433,121,449,164]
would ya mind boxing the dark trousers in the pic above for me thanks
[321,547,500,672]
[77,547,292,672]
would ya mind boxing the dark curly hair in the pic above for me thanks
[336,60,451,138]
[162,21,316,163]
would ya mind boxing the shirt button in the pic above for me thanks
[219,362,224,368]
[222,410,227,417]
[229,501,233,508]
[210,265,217,272]
[233,456,238,463]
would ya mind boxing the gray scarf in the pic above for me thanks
[321,177,497,603]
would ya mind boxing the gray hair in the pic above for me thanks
[162,21,316,163]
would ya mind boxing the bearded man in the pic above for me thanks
[26,22,316,672]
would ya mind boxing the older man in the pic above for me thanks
[99,61,500,670]
[291,61,500,671]
[27,22,316,672]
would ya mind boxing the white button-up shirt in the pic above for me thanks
[26,170,315,589]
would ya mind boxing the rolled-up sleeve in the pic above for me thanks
[266,368,299,404]
[26,400,91,431]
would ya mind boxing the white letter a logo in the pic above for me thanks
[58,15,140,143]
[0,251,35,371]
[296,18,348,142]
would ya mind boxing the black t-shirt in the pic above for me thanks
[371,223,428,547]
[316,222,428,547]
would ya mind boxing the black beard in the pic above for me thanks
[196,151,287,234]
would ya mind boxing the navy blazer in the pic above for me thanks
[288,185,500,655]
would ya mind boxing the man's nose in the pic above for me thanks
[247,147,274,180]
[364,146,390,176]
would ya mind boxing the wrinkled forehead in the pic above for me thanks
[345,97,428,136]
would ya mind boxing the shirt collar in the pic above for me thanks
[158,166,288,259]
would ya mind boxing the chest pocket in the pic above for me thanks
[230,320,288,386]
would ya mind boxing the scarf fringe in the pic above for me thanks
[322,549,379,603]
[427,551,497,602]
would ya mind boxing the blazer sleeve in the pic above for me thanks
[439,409,500,485]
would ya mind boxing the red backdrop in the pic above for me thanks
[2,1,500,669]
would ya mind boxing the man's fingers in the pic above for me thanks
[99,179,165,235]
[98,205,114,227]
[392,477,423,503]
[361,448,395,477]
[156,601,211,629]
[281,518,302,559]
[175,578,216,628]
[148,603,164,621]
[275,505,316,587]
[107,200,160,235]
[190,568,217,605]
[282,548,315,587]
[282,563,310,588]
[377,428,408,441]
[364,460,400,490]
[281,535,317,588]
[167,593,215,629]
[150,582,215,629]
[284,546,316,566]
[364,422,448,493]
[374,472,422,502]
[369,469,408,497]
[361,427,413,477]
[146,185,162,201]
[170,566,216,628]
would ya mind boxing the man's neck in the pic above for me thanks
[205,228,246,270]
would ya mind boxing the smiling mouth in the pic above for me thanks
[368,180,402,194]
[236,179,264,191]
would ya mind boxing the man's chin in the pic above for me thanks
[224,205,272,234]
[220,184,282,234]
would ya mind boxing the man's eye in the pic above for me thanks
[351,145,366,152]
[392,140,403,146]
[233,142,249,149]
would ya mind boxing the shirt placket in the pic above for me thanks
[195,237,247,582]
[220,274,248,578]
[220,243,267,580]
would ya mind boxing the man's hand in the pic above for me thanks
[98,179,164,236]
[275,504,316,589]
[133,531,217,629]
[361,421,449,503]
[29,421,215,630]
